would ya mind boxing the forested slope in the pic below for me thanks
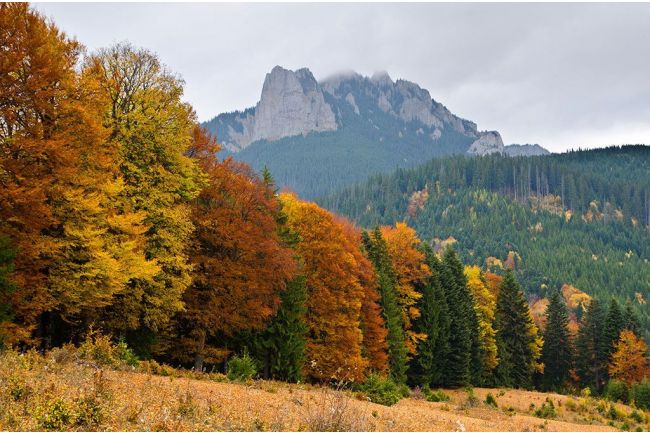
[321,146,650,333]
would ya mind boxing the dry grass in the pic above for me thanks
[1,348,648,431]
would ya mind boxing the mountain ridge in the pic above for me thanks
[202,66,549,198]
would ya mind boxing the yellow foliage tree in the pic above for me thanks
[609,330,650,385]
[380,222,430,354]
[464,266,498,372]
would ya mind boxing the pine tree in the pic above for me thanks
[408,244,450,387]
[362,228,409,383]
[575,299,608,391]
[495,270,541,388]
[540,291,573,391]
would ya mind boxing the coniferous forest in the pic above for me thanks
[2,5,650,429]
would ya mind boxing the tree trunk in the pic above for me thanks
[194,329,206,372]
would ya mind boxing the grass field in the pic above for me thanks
[0,347,647,432]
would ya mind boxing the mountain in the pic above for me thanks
[202,66,548,198]
[320,145,650,336]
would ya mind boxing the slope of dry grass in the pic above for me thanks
[1,347,648,431]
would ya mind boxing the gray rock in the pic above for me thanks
[467,131,505,155]
[503,143,551,156]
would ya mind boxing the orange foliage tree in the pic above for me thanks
[609,330,650,385]
[380,222,430,354]
[281,193,369,382]
[176,129,297,370]
[336,217,389,374]
[0,3,87,344]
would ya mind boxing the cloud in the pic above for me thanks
[34,3,650,151]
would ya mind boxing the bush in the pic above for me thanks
[534,398,557,418]
[630,409,643,423]
[605,379,629,404]
[423,387,450,402]
[357,373,402,406]
[76,332,139,369]
[463,387,480,408]
[227,351,257,381]
[36,399,74,430]
[633,378,650,410]
[484,392,498,408]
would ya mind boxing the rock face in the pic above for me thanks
[205,66,483,152]
[215,66,337,151]
[467,131,505,155]
[503,144,551,156]
[468,136,551,157]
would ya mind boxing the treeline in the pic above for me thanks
[321,148,650,228]
[1,4,649,396]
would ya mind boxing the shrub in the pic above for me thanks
[605,379,630,404]
[484,392,498,408]
[633,378,650,410]
[423,387,450,403]
[227,351,257,381]
[76,332,139,369]
[534,398,557,418]
[463,387,480,408]
[37,399,74,430]
[630,409,643,423]
[357,373,402,406]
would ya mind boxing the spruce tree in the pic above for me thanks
[495,270,539,388]
[624,301,641,336]
[362,228,409,383]
[440,247,478,386]
[540,291,573,391]
[262,275,308,382]
[575,299,608,391]
[407,244,450,387]
[603,299,625,358]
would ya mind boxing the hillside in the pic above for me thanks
[1,348,641,432]
[202,67,548,198]
[321,146,650,334]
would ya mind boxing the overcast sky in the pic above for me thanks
[35,2,650,152]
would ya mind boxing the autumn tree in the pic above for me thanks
[609,330,650,385]
[380,222,430,354]
[175,129,296,371]
[337,220,388,374]
[362,229,409,383]
[87,43,205,340]
[0,3,83,344]
[281,193,368,382]
[495,270,542,388]
[540,291,573,391]
[465,266,498,381]
[46,60,157,333]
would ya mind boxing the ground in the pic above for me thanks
[0,348,647,431]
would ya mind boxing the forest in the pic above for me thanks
[1,2,650,408]
[321,148,650,338]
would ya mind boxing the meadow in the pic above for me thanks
[1,341,647,432]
